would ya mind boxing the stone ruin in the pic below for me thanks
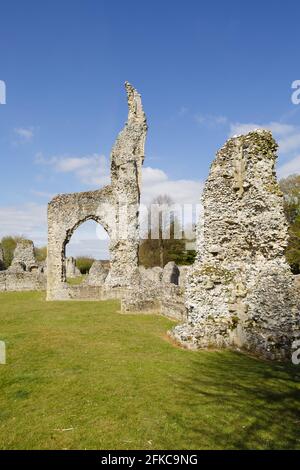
[170,130,300,360]
[47,82,147,300]
[0,240,46,292]
[65,257,81,278]
[122,261,186,321]
[8,240,38,272]
[39,83,300,360]
[85,260,110,286]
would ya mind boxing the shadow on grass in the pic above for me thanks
[168,351,300,449]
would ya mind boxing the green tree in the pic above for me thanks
[76,256,95,274]
[139,195,196,268]
[279,174,300,273]
[34,246,47,262]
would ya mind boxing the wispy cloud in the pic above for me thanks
[229,121,296,138]
[195,114,228,127]
[30,190,55,199]
[35,152,110,186]
[229,121,300,142]
[277,155,300,179]
[35,152,203,205]
[0,203,47,246]
[14,127,34,142]
[141,166,202,206]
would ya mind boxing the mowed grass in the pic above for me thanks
[0,292,300,450]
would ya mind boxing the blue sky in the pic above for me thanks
[1,0,300,258]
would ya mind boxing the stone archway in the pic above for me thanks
[62,215,110,282]
[46,82,147,300]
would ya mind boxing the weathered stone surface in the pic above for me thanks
[0,271,46,292]
[37,260,47,274]
[121,280,186,321]
[86,260,110,286]
[178,265,190,287]
[7,261,26,273]
[171,130,300,361]
[162,261,180,285]
[139,266,163,285]
[65,257,81,278]
[47,82,147,300]
[0,240,46,291]
[10,240,37,272]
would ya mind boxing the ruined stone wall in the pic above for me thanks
[170,130,300,360]
[0,271,46,292]
[85,260,110,286]
[122,262,186,320]
[65,257,81,278]
[47,82,147,300]
[10,240,37,272]
[0,240,46,292]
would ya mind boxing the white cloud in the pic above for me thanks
[36,152,202,205]
[277,155,300,179]
[66,238,110,259]
[278,133,300,154]
[0,203,47,246]
[30,190,55,199]
[14,127,34,142]
[35,153,110,186]
[229,121,296,138]
[141,167,202,206]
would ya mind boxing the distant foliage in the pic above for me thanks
[76,257,95,274]
[34,246,47,262]
[0,235,26,269]
[279,174,300,274]
[139,195,196,268]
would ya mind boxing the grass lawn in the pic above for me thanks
[66,275,86,285]
[0,291,299,450]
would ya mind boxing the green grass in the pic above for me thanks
[0,291,300,450]
[66,275,86,285]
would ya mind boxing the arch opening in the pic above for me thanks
[63,219,110,285]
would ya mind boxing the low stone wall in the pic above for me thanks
[0,271,46,292]
[121,282,186,321]
[47,283,128,301]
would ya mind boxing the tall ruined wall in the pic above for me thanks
[65,257,81,278]
[10,240,37,272]
[47,83,147,300]
[171,130,300,361]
